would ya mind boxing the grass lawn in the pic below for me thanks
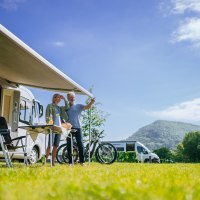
[0,163,200,200]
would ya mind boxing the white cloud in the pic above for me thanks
[0,0,25,11]
[148,98,200,122]
[171,0,200,14]
[165,0,200,47]
[172,17,200,46]
[52,41,65,47]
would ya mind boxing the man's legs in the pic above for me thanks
[74,128,85,164]
[67,134,73,164]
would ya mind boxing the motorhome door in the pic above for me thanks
[1,88,20,131]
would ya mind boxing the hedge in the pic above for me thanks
[117,151,137,163]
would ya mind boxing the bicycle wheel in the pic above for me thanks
[62,145,79,164]
[56,143,67,164]
[95,143,117,164]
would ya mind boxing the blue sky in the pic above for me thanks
[1,0,200,140]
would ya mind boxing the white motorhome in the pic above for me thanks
[0,24,93,164]
[0,83,44,163]
[109,141,160,163]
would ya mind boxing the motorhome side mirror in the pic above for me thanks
[39,105,43,118]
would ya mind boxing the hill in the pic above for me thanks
[126,120,200,150]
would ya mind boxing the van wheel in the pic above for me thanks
[29,146,39,164]
[152,158,160,163]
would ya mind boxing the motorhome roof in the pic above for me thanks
[0,24,93,97]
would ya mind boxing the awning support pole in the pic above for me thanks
[88,108,91,165]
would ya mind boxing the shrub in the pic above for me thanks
[117,151,137,162]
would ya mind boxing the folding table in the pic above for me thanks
[19,124,62,167]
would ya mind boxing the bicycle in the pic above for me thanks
[56,129,78,164]
[56,130,117,164]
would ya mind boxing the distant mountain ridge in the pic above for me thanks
[126,120,200,150]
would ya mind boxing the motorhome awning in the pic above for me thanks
[0,24,93,97]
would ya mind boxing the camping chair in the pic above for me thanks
[0,116,26,168]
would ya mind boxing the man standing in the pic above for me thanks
[66,91,95,166]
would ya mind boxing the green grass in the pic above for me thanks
[0,163,200,200]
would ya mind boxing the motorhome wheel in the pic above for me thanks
[29,146,39,164]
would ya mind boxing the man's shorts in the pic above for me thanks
[48,133,61,147]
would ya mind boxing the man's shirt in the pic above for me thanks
[66,104,84,128]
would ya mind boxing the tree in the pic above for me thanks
[81,89,109,139]
[153,147,173,161]
[173,143,185,162]
[182,131,200,162]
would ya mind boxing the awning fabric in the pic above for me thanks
[0,24,93,97]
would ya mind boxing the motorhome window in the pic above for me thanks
[32,101,39,123]
[126,143,135,151]
[116,147,125,152]
[19,99,31,124]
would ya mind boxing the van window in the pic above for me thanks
[137,146,148,154]
[116,147,125,152]
[126,143,135,151]
[19,99,31,124]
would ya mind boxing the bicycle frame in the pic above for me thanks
[83,130,104,160]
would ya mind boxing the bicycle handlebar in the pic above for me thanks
[70,129,77,133]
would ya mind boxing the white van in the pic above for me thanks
[109,141,160,163]
[0,82,44,163]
